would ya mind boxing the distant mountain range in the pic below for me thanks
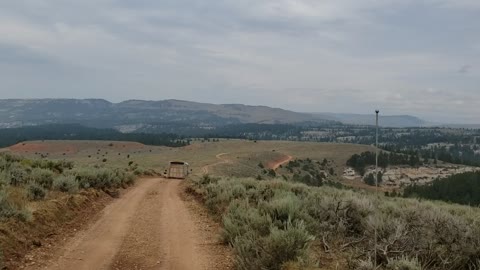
[0,99,428,130]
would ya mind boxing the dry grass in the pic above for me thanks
[6,139,373,179]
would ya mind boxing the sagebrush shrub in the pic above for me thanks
[53,175,79,193]
[0,248,4,270]
[0,190,30,221]
[386,257,422,270]
[0,172,9,188]
[66,168,134,190]
[355,259,375,270]
[27,183,46,201]
[29,168,55,189]
[260,191,303,226]
[204,181,246,214]
[0,191,18,219]
[222,200,272,244]
[234,220,314,270]
[6,163,29,186]
[0,156,7,171]
[31,159,73,173]
[0,153,21,164]
[193,176,480,270]
[123,171,135,186]
[67,168,98,189]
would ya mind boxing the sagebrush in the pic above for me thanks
[0,153,138,223]
[191,175,480,269]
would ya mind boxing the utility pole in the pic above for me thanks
[374,109,379,268]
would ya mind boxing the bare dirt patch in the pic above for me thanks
[180,181,234,270]
[267,154,293,170]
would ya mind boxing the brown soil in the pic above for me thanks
[267,154,293,170]
[3,190,114,269]
[21,178,233,270]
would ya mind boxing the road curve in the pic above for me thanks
[269,155,293,170]
[201,153,230,174]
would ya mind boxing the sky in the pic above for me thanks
[0,0,479,123]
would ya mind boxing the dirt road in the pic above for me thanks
[26,178,231,270]
[268,154,293,170]
[201,153,230,174]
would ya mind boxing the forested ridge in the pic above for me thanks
[0,124,188,147]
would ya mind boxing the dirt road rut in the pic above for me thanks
[26,178,231,270]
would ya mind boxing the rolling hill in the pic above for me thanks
[0,99,427,130]
[0,99,333,129]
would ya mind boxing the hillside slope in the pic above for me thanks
[0,99,427,129]
[0,99,333,129]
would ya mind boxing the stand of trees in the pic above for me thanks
[0,124,188,147]
[383,143,480,167]
[403,172,480,206]
[364,171,383,186]
[198,123,305,140]
[347,151,422,175]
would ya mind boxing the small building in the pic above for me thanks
[167,161,190,179]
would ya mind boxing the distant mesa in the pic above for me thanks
[0,98,427,129]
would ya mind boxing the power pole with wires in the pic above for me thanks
[374,109,379,268]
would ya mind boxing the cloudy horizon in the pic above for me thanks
[0,1,478,123]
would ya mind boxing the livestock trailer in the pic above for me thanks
[167,161,190,179]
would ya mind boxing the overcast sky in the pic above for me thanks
[0,0,479,123]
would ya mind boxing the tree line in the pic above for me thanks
[383,143,480,167]
[346,151,422,175]
[403,172,480,206]
[0,124,188,147]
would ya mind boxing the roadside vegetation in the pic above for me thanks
[189,175,480,270]
[0,153,136,207]
[0,152,140,268]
